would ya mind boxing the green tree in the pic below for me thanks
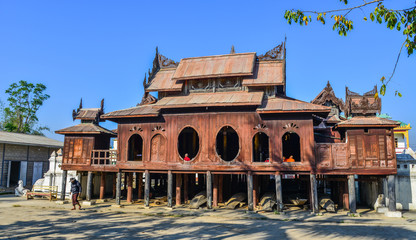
[1,80,50,135]
[284,0,416,97]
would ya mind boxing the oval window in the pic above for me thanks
[178,127,200,161]
[216,126,240,161]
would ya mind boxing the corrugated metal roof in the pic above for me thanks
[146,68,183,92]
[242,61,284,86]
[75,108,101,120]
[55,123,116,135]
[172,53,256,80]
[0,131,63,148]
[336,116,400,127]
[154,91,264,109]
[101,105,160,119]
[257,97,331,114]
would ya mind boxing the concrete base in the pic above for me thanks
[376,207,388,213]
[385,211,402,218]
[96,199,108,203]
[55,200,69,205]
[82,200,96,206]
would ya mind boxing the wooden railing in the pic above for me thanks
[91,150,117,165]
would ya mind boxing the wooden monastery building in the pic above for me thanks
[56,42,400,213]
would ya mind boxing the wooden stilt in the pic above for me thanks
[145,170,150,207]
[116,171,121,205]
[86,171,93,201]
[219,174,223,203]
[206,171,212,209]
[275,173,283,212]
[247,171,253,211]
[176,174,182,206]
[253,175,258,209]
[127,172,133,203]
[100,172,105,200]
[61,170,67,201]
[184,174,189,203]
[213,174,218,207]
[310,174,319,213]
[112,172,116,199]
[388,175,396,212]
[138,172,143,200]
[348,175,356,213]
[167,170,173,207]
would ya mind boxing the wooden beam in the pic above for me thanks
[127,172,133,203]
[348,175,356,213]
[310,174,319,213]
[112,172,116,199]
[247,171,253,211]
[388,175,396,212]
[167,170,173,207]
[100,172,105,200]
[275,173,283,212]
[86,171,93,201]
[207,171,212,209]
[61,170,67,201]
[218,174,223,203]
[116,171,121,205]
[145,170,150,207]
[176,173,182,206]
[213,174,218,207]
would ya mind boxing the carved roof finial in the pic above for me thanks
[143,73,147,90]
[79,98,83,111]
[148,46,161,82]
[100,98,104,112]
[230,45,235,54]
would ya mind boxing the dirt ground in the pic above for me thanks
[1,195,416,239]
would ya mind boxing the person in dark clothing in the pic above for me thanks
[70,177,82,210]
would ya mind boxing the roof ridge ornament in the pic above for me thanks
[257,42,285,61]
[230,45,235,54]
[147,47,178,84]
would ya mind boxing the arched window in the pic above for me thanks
[282,132,300,162]
[216,126,239,161]
[128,134,143,161]
[178,127,200,160]
[252,132,269,162]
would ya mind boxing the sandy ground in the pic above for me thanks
[1,195,416,239]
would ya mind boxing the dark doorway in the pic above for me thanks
[282,132,301,162]
[128,134,143,161]
[10,161,20,187]
[216,126,239,161]
[178,127,200,160]
[252,132,269,162]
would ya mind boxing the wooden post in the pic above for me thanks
[219,175,223,203]
[116,171,121,205]
[112,172,116,199]
[86,171,93,201]
[213,174,218,207]
[61,170,67,200]
[167,170,173,207]
[184,174,189,203]
[100,172,105,200]
[310,174,319,213]
[138,172,143,200]
[176,174,182,206]
[253,175,258,209]
[348,175,356,213]
[127,172,133,203]
[247,171,253,211]
[145,170,150,207]
[275,173,283,212]
[388,175,396,212]
[206,171,212,209]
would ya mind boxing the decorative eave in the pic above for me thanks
[311,81,345,112]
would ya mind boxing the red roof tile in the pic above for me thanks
[101,105,159,119]
[336,116,400,128]
[242,61,284,86]
[146,68,183,92]
[257,97,331,114]
[55,123,116,135]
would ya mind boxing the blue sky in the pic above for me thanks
[0,1,415,147]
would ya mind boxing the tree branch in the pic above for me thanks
[386,37,407,85]
[300,0,383,14]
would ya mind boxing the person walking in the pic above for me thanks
[70,177,82,210]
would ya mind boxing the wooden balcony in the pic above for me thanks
[91,150,117,166]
